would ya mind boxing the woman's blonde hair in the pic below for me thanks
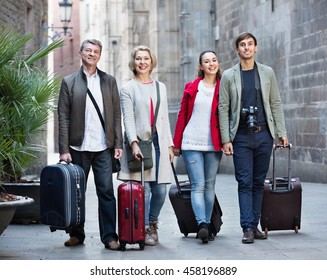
[128,45,158,76]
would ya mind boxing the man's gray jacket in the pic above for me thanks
[58,67,123,154]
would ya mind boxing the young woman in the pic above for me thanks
[118,45,174,246]
[173,50,223,244]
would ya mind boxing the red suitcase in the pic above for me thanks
[117,156,145,250]
[260,144,302,236]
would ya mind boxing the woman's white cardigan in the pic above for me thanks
[117,79,173,184]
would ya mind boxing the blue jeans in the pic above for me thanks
[232,128,273,232]
[182,150,222,225]
[144,132,167,226]
[70,148,118,244]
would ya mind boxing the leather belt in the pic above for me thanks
[256,124,267,132]
[238,124,268,132]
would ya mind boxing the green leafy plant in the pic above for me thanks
[0,25,63,182]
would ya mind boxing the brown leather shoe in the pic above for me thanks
[105,240,121,250]
[64,237,83,247]
[242,229,254,244]
[254,228,267,239]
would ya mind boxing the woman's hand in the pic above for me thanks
[173,147,181,157]
[169,146,175,163]
[131,141,142,160]
[222,142,234,156]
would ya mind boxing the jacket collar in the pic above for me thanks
[184,77,202,96]
[185,77,220,96]
[79,66,106,81]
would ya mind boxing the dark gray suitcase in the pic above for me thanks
[260,144,302,235]
[169,163,223,237]
[40,162,86,232]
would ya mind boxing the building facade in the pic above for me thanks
[0,0,48,56]
[59,0,327,183]
[48,0,80,153]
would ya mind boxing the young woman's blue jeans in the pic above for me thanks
[182,150,222,225]
[144,132,167,226]
[232,128,273,232]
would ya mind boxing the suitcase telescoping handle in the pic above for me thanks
[171,162,182,195]
[135,154,143,230]
[136,153,144,187]
[272,143,292,191]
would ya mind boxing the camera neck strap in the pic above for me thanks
[240,62,261,107]
[239,62,260,90]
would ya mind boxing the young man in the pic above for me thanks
[218,32,288,244]
[58,39,123,250]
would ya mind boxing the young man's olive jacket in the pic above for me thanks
[218,62,287,144]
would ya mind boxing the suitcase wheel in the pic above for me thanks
[120,242,126,251]
[294,225,299,233]
[183,233,188,237]
[264,227,268,236]
[139,241,145,250]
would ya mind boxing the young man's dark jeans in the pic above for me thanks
[232,128,273,232]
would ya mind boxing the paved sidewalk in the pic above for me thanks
[1,155,327,261]
[0,154,327,280]
[1,175,326,260]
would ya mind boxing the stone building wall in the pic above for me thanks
[0,1,25,28]
[0,0,47,55]
[214,0,327,182]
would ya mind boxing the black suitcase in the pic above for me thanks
[169,163,223,237]
[40,162,86,232]
[260,144,302,235]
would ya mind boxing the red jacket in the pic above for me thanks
[173,77,222,151]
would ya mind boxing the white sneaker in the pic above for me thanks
[145,228,156,246]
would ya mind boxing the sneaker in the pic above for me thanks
[145,227,156,246]
[149,221,159,242]
[104,240,121,250]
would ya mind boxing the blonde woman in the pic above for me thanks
[118,46,174,246]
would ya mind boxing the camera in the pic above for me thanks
[241,106,258,132]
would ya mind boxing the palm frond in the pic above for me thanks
[0,25,62,181]
[0,26,33,67]
[24,39,64,66]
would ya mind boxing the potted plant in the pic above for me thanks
[0,186,34,235]
[0,25,63,224]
